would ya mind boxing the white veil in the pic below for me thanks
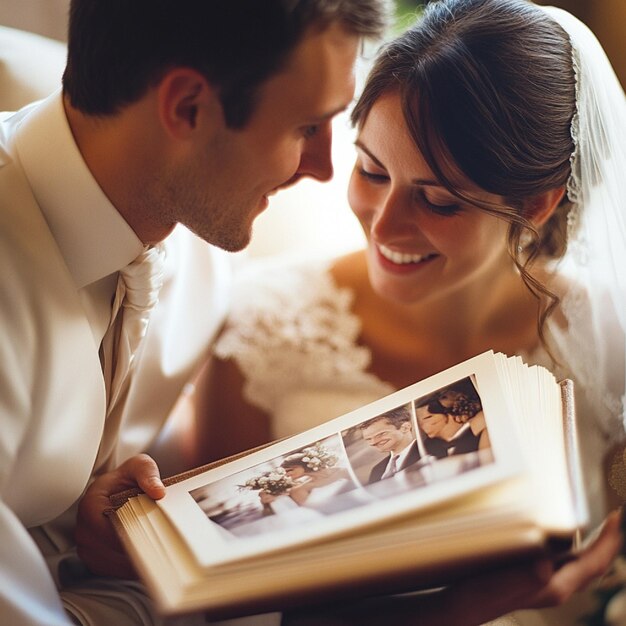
[540,6,626,440]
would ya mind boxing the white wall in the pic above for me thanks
[0,0,69,41]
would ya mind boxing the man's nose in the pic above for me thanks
[297,121,334,182]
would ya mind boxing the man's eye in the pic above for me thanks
[303,125,319,139]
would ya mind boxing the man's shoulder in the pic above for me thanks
[368,456,389,483]
[0,160,73,336]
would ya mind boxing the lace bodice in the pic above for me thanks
[214,258,394,438]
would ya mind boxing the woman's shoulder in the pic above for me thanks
[215,254,363,355]
[212,252,376,414]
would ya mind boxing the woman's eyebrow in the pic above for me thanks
[354,139,443,188]
[354,139,385,169]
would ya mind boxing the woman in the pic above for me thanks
[434,383,490,450]
[263,452,357,511]
[195,0,626,623]
[415,399,483,456]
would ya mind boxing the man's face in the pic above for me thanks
[362,418,412,455]
[171,22,359,251]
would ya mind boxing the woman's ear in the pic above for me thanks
[527,187,566,227]
[155,68,222,140]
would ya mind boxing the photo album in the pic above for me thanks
[108,350,587,618]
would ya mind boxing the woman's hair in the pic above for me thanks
[62,0,388,127]
[281,454,310,472]
[426,399,449,417]
[351,0,577,347]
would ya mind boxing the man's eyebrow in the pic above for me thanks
[354,139,445,188]
[308,103,350,124]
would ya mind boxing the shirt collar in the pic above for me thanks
[395,439,415,466]
[14,90,143,288]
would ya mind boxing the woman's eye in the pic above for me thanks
[418,190,461,216]
[358,167,389,183]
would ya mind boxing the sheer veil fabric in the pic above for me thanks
[541,6,626,440]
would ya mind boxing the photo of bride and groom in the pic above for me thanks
[189,376,494,540]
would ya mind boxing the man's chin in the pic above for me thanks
[192,226,251,253]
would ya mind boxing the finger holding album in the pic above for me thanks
[531,507,624,608]
[76,453,165,579]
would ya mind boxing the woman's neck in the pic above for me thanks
[332,250,545,388]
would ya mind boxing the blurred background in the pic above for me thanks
[1,0,624,261]
[395,0,625,86]
[1,0,623,87]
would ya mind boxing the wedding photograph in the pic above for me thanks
[188,434,372,539]
[342,376,493,493]
[187,374,495,542]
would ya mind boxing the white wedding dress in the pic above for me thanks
[214,256,618,626]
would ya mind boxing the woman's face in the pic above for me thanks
[284,465,306,480]
[348,91,511,305]
[415,406,449,438]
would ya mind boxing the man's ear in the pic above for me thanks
[155,68,222,139]
[526,187,566,227]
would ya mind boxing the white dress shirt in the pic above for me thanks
[0,91,232,625]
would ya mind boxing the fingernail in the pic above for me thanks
[147,476,165,490]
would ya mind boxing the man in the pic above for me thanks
[360,406,422,483]
[0,1,387,624]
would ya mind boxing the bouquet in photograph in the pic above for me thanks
[239,468,295,496]
[299,442,338,471]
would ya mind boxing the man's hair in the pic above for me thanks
[359,405,411,431]
[62,0,389,127]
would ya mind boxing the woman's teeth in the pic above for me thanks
[379,244,435,265]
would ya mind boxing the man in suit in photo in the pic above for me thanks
[359,405,423,484]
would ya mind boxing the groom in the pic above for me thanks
[0,1,387,624]
[360,406,423,483]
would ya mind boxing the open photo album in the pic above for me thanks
[109,350,587,618]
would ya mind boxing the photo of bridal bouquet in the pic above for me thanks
[299,442,338,471]
[239,468,295,496]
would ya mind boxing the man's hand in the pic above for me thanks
[75,454,166,579]
[282,508,624,626]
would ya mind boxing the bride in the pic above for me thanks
[193,0,626,623]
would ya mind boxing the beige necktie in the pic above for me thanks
[382,454,399,480]
[101,244,166,416]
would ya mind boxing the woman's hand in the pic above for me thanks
[259,490,277,504]
[283,509,623,626]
